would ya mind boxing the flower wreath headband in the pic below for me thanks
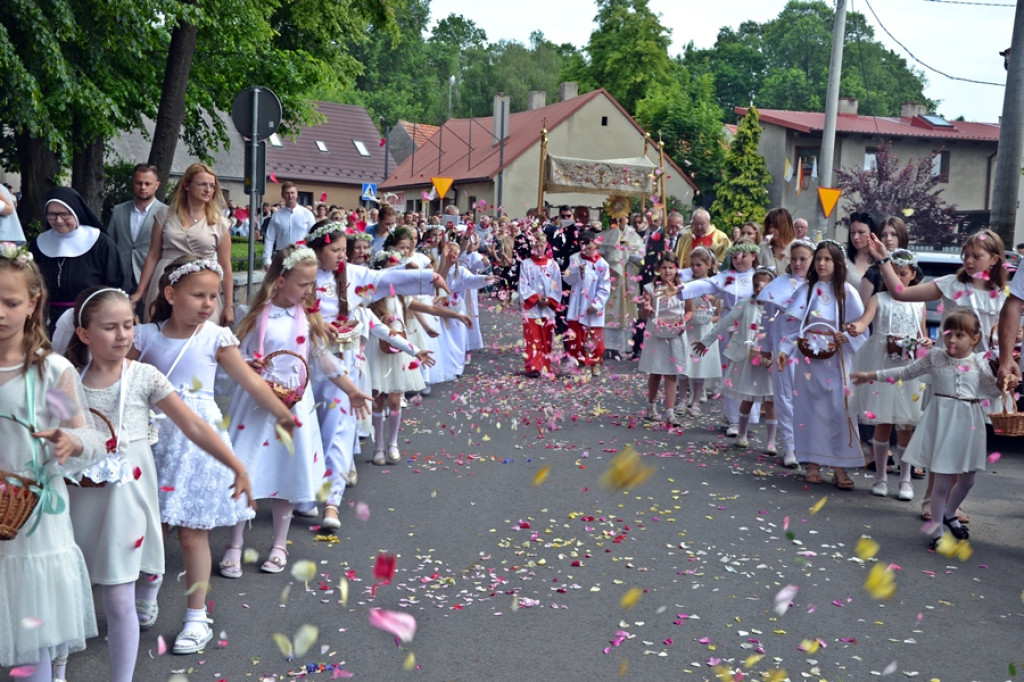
[789,238,817,254]
[889,249,918,268]
[308,222,347,244]
[168,258,223,285]
[725,241,760,259]
[819,238,847,258]
[282,246,317,273]
[0,242,33,266]
[370,249,402,269]
[349,232,372,243]
[77,288,130,327]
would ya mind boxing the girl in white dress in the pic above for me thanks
[680,247,721,416]
[695,268,777,451]
[436,242,493,381]
[366,249,466,465]
[458,232,489,358]
[777,241,867,489]
[226,246,370,578]
[757,239,815,467]
[65,286,254,676]
[853,310,999,548]
[679,239,759,435]
[847,250,930,501]
[131,257,294,655]
[638,252,687,425]
[0,248,104,682]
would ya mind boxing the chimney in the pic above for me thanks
[493,92,510,144]
[527,90,547,110]
[559,82,578,101]
[837,97,859,115]
[901,102,928,119]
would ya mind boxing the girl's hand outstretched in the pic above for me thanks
[776,352,789,371]
[33,428,82,464]
[274,414,296,439]
[460,314,473,328]
[691,341,707,356]
[846,321,866,337]
[415,349,436,367]
[851,371,873,385]
[346,388,372,420]
[230,471,256,509]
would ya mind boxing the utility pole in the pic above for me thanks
[990,0,1024,247]
[815,0,847,239]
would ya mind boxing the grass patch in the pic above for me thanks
[230,237,263,272]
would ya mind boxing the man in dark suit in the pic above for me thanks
[107,163,166,291]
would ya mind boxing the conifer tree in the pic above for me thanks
[711,107,772,230]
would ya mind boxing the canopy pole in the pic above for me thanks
[536,119,548,219]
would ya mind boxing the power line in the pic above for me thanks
[925,0,1014,7]
[862,0,1006,86]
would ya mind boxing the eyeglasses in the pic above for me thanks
[45,211,74,222]
[192,182,216,190]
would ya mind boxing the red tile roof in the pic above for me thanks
[736,107,1000,143]
[398,120,440,149]
[382,88,697,191]
[266,101,395,186]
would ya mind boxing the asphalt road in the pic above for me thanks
[67,302,1024,682]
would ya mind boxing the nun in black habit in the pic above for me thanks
[29,187,130,335]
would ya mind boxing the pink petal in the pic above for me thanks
[9,666,36,678]
[368,608,417,643]
[157,635,167,655]
[356,501,370,521]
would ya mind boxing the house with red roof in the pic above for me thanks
[737,100,1001,237]
[265,101,394,209]
[381,84,697,218]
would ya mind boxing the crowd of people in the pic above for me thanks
[2,163,1023,681]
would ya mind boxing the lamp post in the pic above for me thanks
[448,75,456,119]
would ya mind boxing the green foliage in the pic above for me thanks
[711,107,772,229]
[636,71,725,200]
[683,0,933,121]
[569,0,676,114]
[101,161,137,225]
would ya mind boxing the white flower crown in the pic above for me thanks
[308,222,347,243]
[0,242,33,266]
[282,246,317,272]
[168,259,223,284]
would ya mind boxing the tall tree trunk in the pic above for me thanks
[148,12,199,201]
[14,133,61,234]
[71,126,106,222]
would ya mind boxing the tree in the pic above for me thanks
[569,0,676,114]
[835,142,961,247]
[711,107,772,229]
[635,69,725,202]
[683,0,933,121]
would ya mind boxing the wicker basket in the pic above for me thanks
[0,471,39,541]
[79,409,117,488]
[990,389,1024,436]
[797,329,837,360]
[263,350,309,409]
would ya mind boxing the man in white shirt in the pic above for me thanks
[263,181,315,267]
[107,163,166,288]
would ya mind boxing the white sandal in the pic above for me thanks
[260,545,289,574]
[386,445,401,463]
[172,615,213,654]
[136,599,159,630]
[218,545,243,579]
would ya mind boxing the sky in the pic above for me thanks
[425,0,1014,123]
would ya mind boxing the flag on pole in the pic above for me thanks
[783,158,794,182]
[796,159,803,195]
[811,156,818,181]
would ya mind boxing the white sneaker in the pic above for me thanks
[173,617,213,655]
[782,451,799,469]
[765,443,778,454]
[735,437,750,448]
[644,404,662,421]
[897,482,914,501]
[687,403,702,416]
[699,391,708,404]
[725,424,739,437]
[664,408,680,426]
[871,481,889,497]
[294,506,319,518]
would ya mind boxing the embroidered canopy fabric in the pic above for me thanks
[545,155,655,198]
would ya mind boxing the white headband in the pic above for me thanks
[78,288,131,327]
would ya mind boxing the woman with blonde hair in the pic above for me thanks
[131,163,234,324]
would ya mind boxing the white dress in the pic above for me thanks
[852,293,926,426]
[932,274,1005,350]
[758,274,807,452]
[69,361,174,585]
[0,355,103,666]
[780,281,867,467]
[638,282,687,376]
[366,297,426,395]
[228,305,329,504]
[136,322,255,528]
[875,349,999,473]
[681,278,721,380]
[459,251,489,351]
[437,265,488,381]
[702,298,773,401]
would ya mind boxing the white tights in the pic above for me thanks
[20,650,51,682]
[101,583,140,682]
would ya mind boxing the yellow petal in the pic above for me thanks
[935,533,959,557]
[601,445,655,492]
[799,638,820,654]
[279,584,290,605]
[620,586,643,610]
[618,659,628,677]
[218,413,232,430]
[293,624,318,658]
[403,652,417,671]
[864,563,896,600]
[190,376,203,392]
[532,464,551,487]
[809,496,827,514]
[338,576,349,607]
[276,424,295,455]
[291,559,317,582]
[272,632,293,658]
[184,580,210,596]
[744,654,764,669]
[315,479,331,503]
[954,539,973,561]
[855,536,879,560]
[243,547,260,564]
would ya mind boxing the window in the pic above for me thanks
[922,115,954,128]
[601,116,608,126]
[795,146,820,189]
[297,191,313,207]
[863,150,877,173]
[315,140,328,153]
[352,140,371,157]
[268,133,284,148]
[931,150,950,183]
